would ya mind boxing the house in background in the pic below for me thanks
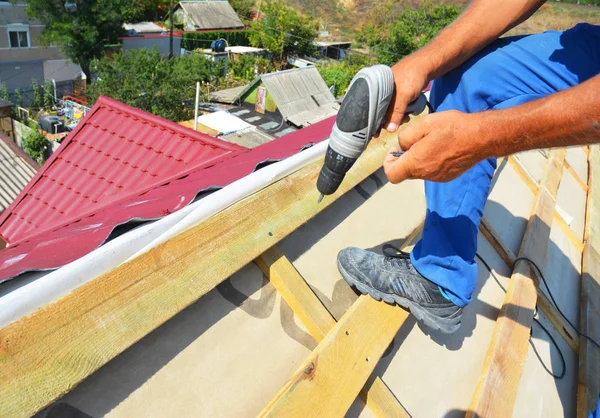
[0,2,84,96]
[174,1,244,31]
[234,67,339,128]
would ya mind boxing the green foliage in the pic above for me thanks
[182,30,251,51]
[249,0,318,61]
[359,3,461,65]
[88,48,224,121]
[124,0,170,21]
[31,80,43,109]
[23,127,51,165]
[20,0,147,81]
[0,83,8,103]
[227,55,275,81]
[230,0,256,20]
[43,81,55,109]
[317,54,373,97]
[13,89,22,108]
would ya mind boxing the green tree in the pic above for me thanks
[31,79,43,108]
[88,48,224,121]
[359,3,461,65]
[249,0,318,62]
[14,89,22,108]
[43,80,55,109]
[23,127,51,165]
[317,54,373,97]
[230,0,256,20]
[0,83,8,103]
[19,0,145,82]
[228,55,275,81]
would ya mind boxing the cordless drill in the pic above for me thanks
[316,65,428,202]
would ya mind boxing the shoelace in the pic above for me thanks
[382,243,411,259]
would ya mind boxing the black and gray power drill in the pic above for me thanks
[316,65,428,202]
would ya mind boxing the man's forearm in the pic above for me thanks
[481,75,600,157]
[410,0,546,81]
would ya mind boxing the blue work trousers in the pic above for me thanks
[411,23,600,307]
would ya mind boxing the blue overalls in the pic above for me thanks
[410,23,600,307]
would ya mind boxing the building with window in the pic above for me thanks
[0,2,83,96]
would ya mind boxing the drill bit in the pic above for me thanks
[317,193,324,203]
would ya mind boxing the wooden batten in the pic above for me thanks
[577,145,600,418]
[468,149,567,417]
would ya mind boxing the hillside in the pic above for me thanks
[284,0,600,42]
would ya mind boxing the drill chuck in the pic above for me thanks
[316,147,356,195]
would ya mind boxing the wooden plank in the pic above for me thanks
[577,145,600,418]
[508,155,539,194]
[480,217,579,352]
[255,246,410,418]
[0,130,401,417]
[509,154,584,251]
[259,295,409,417]
[564,159,588,192]
[468,149,566,417]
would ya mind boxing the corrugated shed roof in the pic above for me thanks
[260,67,338,127]
[0,114,334,283]
[209,85,248,104]
[0,96,244,246]
[123,22,166,35]
[178,1,244,30]
[220,128,273,148]
[0,133,38,214]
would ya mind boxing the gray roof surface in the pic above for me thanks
[0,133,37,214]
[124,22,167,35]
[220,128,273,149]
[260,67,338,127]
[179,1,244,30]
[209,85,248,104]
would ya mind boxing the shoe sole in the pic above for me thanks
[338,259,461,334]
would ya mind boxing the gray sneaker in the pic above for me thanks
[337,245,463,334]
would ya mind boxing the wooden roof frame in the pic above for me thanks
[0,109,597,416]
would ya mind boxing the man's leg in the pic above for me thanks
[412,24,600,307]
[338,24,600,333]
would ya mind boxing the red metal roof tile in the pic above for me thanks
[0,108,334,283]
[0,96,245,245]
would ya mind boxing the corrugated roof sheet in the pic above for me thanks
[0,133,38,214]
[0,112,334,283]
[220,128,273,148]
[123,22,166,35]
[179,1,244,30]
[260,67,339,127]
[0,96,244,245]
[209,85,248,104]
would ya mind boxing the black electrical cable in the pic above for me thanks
[475,252,600,380]
[514,256,600,351]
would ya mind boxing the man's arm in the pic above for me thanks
[385,0,547,131]
[383,74,600,183]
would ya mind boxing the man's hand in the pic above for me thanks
[384,58,431,132]
[383,110,489,183]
